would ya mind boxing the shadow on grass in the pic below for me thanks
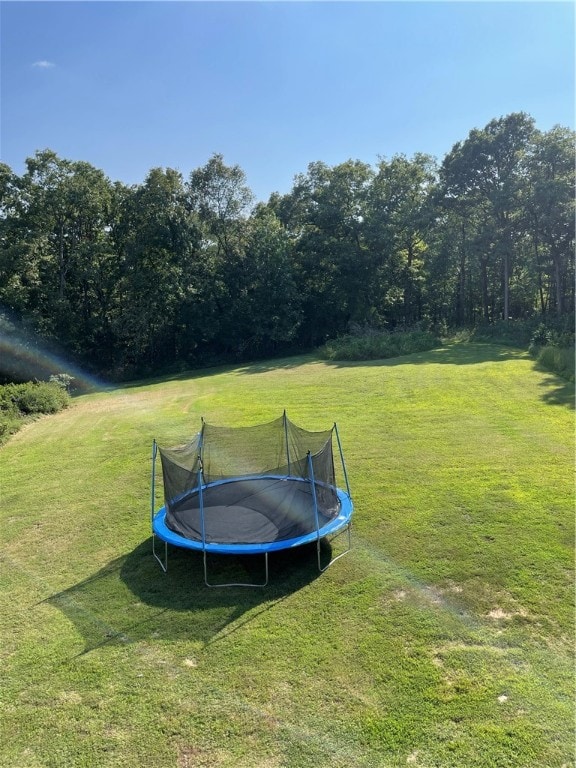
[232,354,317,375]
[98,345,525,393]
[45,539,329,654]
[115,363,240,391]
[117,354,316,389]
[533,368,575,409]
[320,342,527,370]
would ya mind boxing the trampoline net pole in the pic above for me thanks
[151,439,157,528]
[307,452,324,573]
[198,422,208,575]
[198,463,206,549]
[151,439,168,572]
[308,446,352,573]
[334,423,351,499]
[283,409,291,475]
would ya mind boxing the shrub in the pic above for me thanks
[535,345,575,383]
[13,382,70,414]
[529,323,575,353]
[0,381,71,446]
[526,320,575,383]
[49,373,75,392]
[0,413,22,442]
[0,385,20,417]
[471,319,539,348]
[319,329,441,361]
[471,317,574,349]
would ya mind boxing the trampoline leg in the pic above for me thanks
[152,534,168,572]
[203,550,269,588]
[317,522,352,573]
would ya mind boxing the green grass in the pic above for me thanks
[1,342,573,768]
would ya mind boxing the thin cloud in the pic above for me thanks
[32,60,56,69]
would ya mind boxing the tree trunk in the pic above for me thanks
[458,220,466,324]
[532,233,547,315]
[503,251,510,321]
[480,258,490,322]
[58,221,66,300]
[404,241,413,325]
[553,249,563,316]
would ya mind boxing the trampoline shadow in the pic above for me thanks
[45,538,330,655]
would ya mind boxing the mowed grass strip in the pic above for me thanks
[0,342,573,768]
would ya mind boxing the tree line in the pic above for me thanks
[0,112,573,379]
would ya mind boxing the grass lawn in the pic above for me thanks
[0,342,573,768]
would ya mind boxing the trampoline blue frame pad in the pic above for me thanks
[153,479,353,555]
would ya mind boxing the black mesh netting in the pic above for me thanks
[157,413,342,544]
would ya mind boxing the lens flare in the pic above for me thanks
[0,316,110,393]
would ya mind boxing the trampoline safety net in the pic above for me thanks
[158,413,341,543]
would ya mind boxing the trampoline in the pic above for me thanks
[151,412,353,586]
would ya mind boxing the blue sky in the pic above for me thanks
[1,1,574,202]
